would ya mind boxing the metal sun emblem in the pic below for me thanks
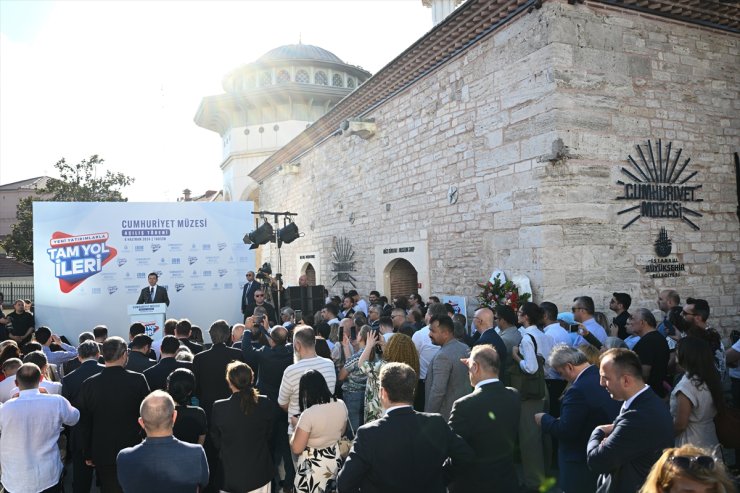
[331,237,357,287]
[616,139,702,230]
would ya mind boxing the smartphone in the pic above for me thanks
[350,326,357,340]
[295,310,303,323]
[255,315,264,325]
[569,324,580,333]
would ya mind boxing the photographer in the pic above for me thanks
[243,289,277,326]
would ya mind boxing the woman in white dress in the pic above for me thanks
[670,336,722,456]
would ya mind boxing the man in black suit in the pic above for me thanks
[471,307,509,383]
[62,340,105,493]
[176,319,203,355]
[79,336,150,493]
[193,319,244,492]
[587,348,673,493]
[144,335,193,391]
[337,362,474,493]
[240,271,260,317]
[125,334,156,373]
[535,345,621,493]
[446,344,520,492]
[136,272,170,306]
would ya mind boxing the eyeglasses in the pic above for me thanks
[668,455,716,471]
[255,294,264,298]
[681,310,696,316]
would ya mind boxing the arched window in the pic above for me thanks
[332,73,343,87]
[277,69,290,83]
[315,71,328,85]
[347,78,355,89]
[295,69,310,84]
[260,71,272,86]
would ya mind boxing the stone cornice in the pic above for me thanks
[248,0,739,183]
[588,0,739,33]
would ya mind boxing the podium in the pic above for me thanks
[128,303,167,342]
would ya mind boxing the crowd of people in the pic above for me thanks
[0,285,738,493]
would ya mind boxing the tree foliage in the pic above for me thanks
[2,155,134,263]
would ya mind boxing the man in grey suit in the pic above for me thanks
[425,315,471,419]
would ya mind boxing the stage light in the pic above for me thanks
[277,221,299,247]
[243,220,274,250]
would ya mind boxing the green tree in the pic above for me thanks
[2,155,134,263]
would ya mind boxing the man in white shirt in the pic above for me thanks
[539,302,570,429]
[412,303,445,409]
[348,290,368,316]
[0,362,80,493]
[16,351,62,395]
[0,358,22,403]
[571,296,607,346]
[278,326,336,436]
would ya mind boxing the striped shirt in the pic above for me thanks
[278,356,336,431]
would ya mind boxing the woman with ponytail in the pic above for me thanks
[211,361,274,493]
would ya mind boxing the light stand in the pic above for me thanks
[249,210,299,311]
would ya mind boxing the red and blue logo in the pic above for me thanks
[47,232,117,293]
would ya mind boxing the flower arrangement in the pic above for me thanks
[477,276,530,312]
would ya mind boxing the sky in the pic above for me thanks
[0,0,433,202]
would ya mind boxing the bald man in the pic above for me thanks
[471,307,508,384]
[117,391,208,492]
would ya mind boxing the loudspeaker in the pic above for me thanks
[288,286,325,321]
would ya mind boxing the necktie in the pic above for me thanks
[150,286,154,302]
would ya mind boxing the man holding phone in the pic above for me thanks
[243,289,277,326]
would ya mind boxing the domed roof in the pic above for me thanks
[257,44,345,64]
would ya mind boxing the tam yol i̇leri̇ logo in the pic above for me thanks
[47,232,118,293]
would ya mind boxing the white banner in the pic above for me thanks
[33,202,254,341]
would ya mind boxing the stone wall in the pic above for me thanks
[257,1,739,333]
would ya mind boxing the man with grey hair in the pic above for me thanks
[631,308,669,398]
[117,390,208,492]
[79,336,150,492]
[280,307,295,330]
[534,345,620,493]
[63,340,104,493]
[0,362,79,493]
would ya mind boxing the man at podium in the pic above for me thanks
[136,272,170,306]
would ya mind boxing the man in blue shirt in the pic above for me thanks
[117,390,208,493]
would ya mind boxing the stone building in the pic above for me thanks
[202,0,740,332]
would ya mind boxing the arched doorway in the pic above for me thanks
[387,258,418,299]
[303,263,316,286]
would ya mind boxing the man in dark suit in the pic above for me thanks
[337,362,474,493]
[447,344,520,493]
[175,318,203,355]
[471,307,509,383]
[144,335,193,391]
[243,289,277,326]
[535,345,621,493]
[79,337,150,493]
[240,271,260,317]
[193,319,244,492]
[587,348,673,493]
[136,272,170,306]
[125,334,156,373]
[62,340,105,493]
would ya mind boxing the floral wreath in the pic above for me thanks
[477,276,530,312]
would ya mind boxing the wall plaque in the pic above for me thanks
[616,139,702,230]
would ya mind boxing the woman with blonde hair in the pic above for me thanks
[359,332,420,422]
[639,444,736,493]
